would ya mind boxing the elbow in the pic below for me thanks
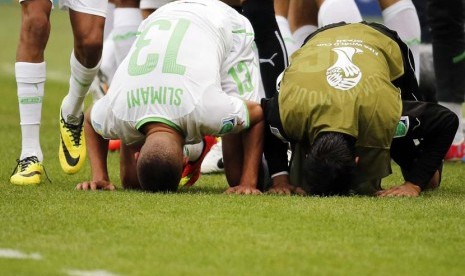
[248,101,264,126]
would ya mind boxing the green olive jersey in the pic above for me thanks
[279,23,403,187]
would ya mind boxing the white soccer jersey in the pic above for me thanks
[91,0,261,145]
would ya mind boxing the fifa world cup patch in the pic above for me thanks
[92,120,104,136]
[394,116,409,138]
[219,117,236,135]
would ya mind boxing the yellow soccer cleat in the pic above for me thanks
[59,111,86,174]
[10,156,44,185]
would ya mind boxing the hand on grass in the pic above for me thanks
[376,182,421,197]
[76,180,116,191]
[268,184,306,195]
[225,185,262,195]
[268,175,306,195]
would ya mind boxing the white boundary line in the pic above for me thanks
[0,248,42,260]
[65,269,119,276]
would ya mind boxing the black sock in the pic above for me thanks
[242,0,288,98]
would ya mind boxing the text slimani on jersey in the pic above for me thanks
[127,86,183,108]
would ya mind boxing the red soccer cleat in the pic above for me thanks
[180,136,218,187]
[444,142,465,161]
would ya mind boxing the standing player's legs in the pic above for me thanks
[274,0,299,57]
[92,0,166,97]
[11,0,52,185]
[111,0,142,66]
[104,1,116,40]
[316,0,362,27]
[288,0,318,50]
[412,0,436,102]
[89,1,141,103]
[380,0,422,82]
[140,0,173,18]
[90,0,167,102]
[59,4,107,174]
[242,0,288,98]
[428,0,465,160]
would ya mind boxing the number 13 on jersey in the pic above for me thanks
[128,19,190,76]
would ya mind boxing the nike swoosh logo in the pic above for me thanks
[61,136,80,166]
[20,171,42,177]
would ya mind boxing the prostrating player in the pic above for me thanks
[262,22,456,197]
[76,0,265,194]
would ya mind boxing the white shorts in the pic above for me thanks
[139,0,173,10]
[19,0,107,18]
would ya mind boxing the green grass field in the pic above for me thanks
[1,4,465,275]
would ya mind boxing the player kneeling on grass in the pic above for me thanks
[262,22,458,197]
[76,0,265,194]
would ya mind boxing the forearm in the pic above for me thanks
[84,111,110,182]
[238,119,264,188]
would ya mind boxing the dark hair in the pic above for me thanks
[304,132,356,196]
[137,136,183,193]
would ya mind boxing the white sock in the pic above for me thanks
[104,2,116,40]
[318,0,362,27]
[276,15,298,57]
[439,102,464,144]
[293,25,317,50]
[382,0,421,82]
[113,8,143,65]
[90,34,117,103]
[61,51,101,121]
[101,32,118,85]
[15,62,45,161]
[184,141,204,162]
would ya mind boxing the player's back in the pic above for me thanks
[105,0,251,126]
[280,23,403,148]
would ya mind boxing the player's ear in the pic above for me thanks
[134,151,140,162]
[355,156,360,165]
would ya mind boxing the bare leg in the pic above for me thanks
[69,11,106,67]
[141,8,155,18]
[11,0,52,185]
[289,0,317,33]
[288,0,318,48]
[16,0,52,62]
[59,10,107,174]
